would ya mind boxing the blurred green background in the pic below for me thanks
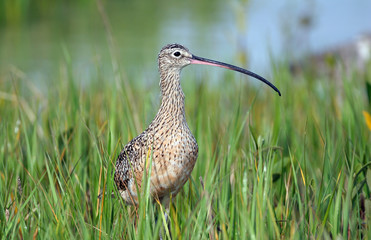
[1,0,371,88]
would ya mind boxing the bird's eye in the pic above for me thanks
[173,51,181,57]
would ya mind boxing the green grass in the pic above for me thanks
[1,48,371,239]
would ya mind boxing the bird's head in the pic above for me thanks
[158,44,193,72]
[158,43,281,96]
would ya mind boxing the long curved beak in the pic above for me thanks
[190,55,281,96]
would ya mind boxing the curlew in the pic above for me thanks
[114,43,281,207]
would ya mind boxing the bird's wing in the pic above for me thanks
[114,132,150,191]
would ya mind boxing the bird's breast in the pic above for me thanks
[148,122,198,196]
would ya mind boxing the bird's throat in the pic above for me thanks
[158,72,186,122]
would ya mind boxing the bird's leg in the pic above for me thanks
[156,197,172,240]
[164,206,172,239]
[163,196,172,239]
[158,208,171,240]
[157,216,163,240]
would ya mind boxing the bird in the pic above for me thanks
[114,43,281,207]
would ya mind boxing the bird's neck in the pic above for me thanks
[156,72,186,122]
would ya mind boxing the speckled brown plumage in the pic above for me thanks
[114,44,198,205]
[114,43,281,206]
